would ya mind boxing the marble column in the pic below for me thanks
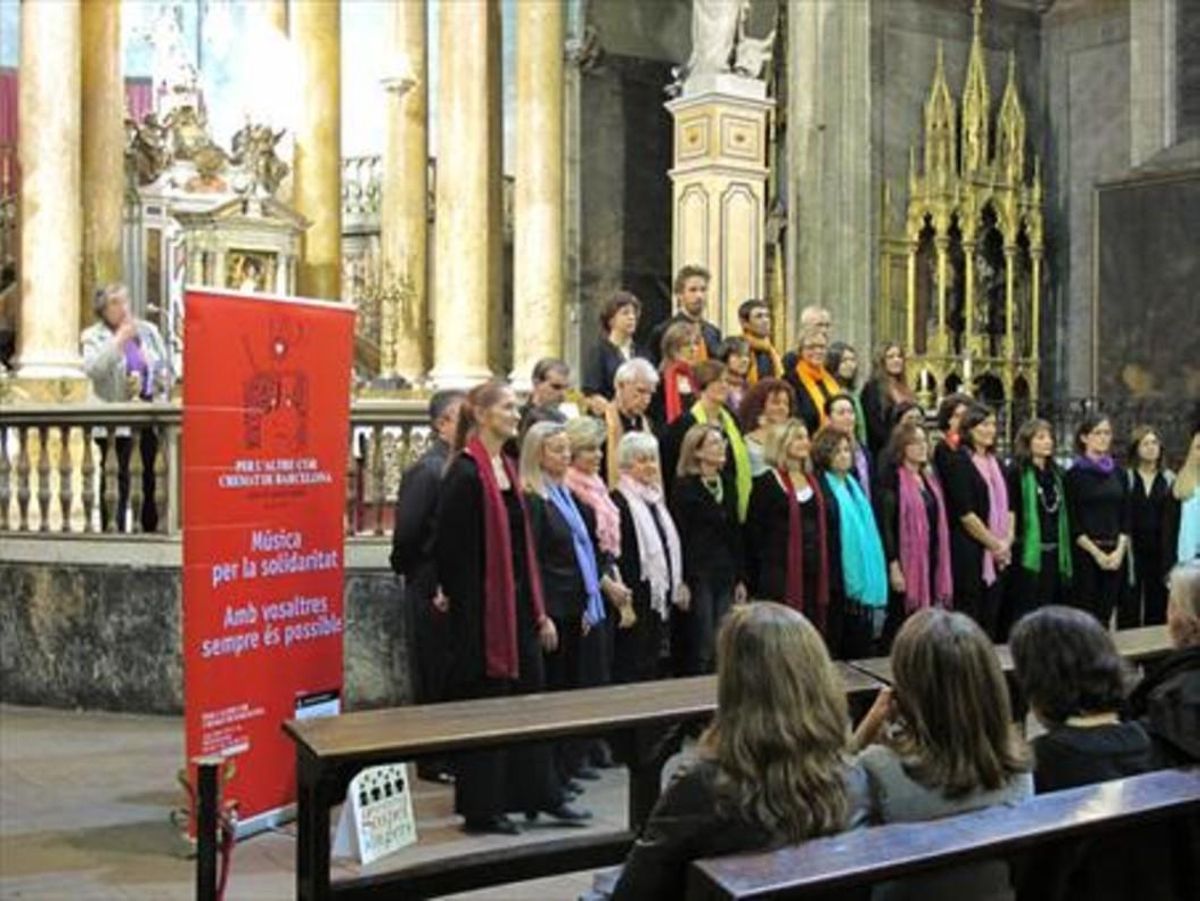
[510,0,565,386]
[263,0,288,34]
[15,0,86,393]
[291,0,341,301]
[80,0,124,330]
[431,0,496,387]
[380,0,428,383]
[786,0,875,354]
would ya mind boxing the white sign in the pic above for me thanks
[332,763,417,866]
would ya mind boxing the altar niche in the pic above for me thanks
[878,1,1044,446]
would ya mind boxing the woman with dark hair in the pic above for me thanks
[1005,418,1073,634]
[435,382,577,834]
[783,328,840,434]
[812,426,887,657]
[611,603,869,899]
[583,291,646,413]
[738,377,795,476]
[874,400,926,484]
[716,336,752,413]
[824,392,875,504]
[826,341,868,448]
[877,424,953,645]
[861,342,917,456]
[651,320,700,428]
[745,419,841,646]
[936,401,1012,639]
[1065,413,1130,626]
[1122,425,1175,627]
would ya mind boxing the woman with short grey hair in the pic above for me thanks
[602,358,660,488]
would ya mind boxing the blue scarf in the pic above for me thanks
[1180,492,1200,565]
[548,484,606,627]
[825,473,888,608]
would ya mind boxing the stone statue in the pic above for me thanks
[125,113,171,186]
[231,121,290,198]
[669,0,743,94]
[733,7,776,80]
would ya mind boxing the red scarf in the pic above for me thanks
[778,469,830,629]
[662,360,694,424]
[465,437,548,680]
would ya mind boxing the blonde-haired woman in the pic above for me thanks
[612,602,868,898]
[745,419,839,638]
[670,423,747,675]
[610,432,684,683]
[783,327,840,434]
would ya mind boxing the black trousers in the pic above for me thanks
[612,589,665,684]
[675,572,735,676]
[96,429,159,532]
[957,578,1004,641]
[1122,537,1169,627]
[1002,549,1065,639]
[1072,547,1125,627]
[544,611,611,778]
[406,569,451,705]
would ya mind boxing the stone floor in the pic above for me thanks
[0,705,626,900]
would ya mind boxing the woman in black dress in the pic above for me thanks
[860,342,916,456]
[1122,425,1175,627]
[583,291,647,415]
[934,401,1013,640]
[434,382,581,834]
[670,423,747,675]
[1065,413,1130,626]
[1005,418,1073,635]
[744,418,843,652]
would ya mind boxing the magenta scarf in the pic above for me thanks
[564,467,621,558]
[897,466,953,612]
[971,451,1010,586]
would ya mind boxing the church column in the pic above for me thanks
[510,0,564,386]
[263,0,288,34]
[291,0,341,300]
[15,0,86,394]
[431,0,497,387]
[80,0,124,330]
[379,0,428,384]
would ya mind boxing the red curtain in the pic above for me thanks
[0,68,16,148]
[125,77,153,124]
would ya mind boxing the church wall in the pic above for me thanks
[0,562,410,714]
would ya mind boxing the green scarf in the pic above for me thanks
[850,392,867,447]
[693,402,752,522]
[1020,464,1073,580]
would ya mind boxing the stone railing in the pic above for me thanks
[0,399,432,540]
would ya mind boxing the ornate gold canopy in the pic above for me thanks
[879,0,1044,423]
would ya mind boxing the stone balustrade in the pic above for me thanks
[0,398,432,539]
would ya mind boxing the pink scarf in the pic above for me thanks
[897,466,953,612]
[564,467,621,558]
[971,451,1009,586]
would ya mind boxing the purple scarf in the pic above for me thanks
[971,452,1010,586]
[853,444,872,503]
[897,467,954,612]
[123,336,151,399]
[1073,454,1116,475]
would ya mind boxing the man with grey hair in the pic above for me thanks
[80,283,172,531]
[799,303,833,340]
[601,357,660,487]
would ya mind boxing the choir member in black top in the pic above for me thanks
[650,320,700,429]
[434,382,573,834]
[744,418,843,650]
[860,342,917,456]
[601,358,658,488]
[1065,413,1131,626]
[670,424,747,675]
[516,357,570,439]
[647,264,722,365]
[823,393,875,505]
[825,341,869,449]
[737,298,783,385]
[1004,418,1073,636]
[934,401,1013,640]
[739,377,795,477]
[716,336,752,414]
[877,423,953,648]
[1122,425,1175,627]
[783,328,840,434]
[610,432,684,683]
[582,291,647,415]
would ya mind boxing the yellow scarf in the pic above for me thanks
[692,402,752,523]
[795,360,840,427]
[743,330,783,384]
[605,403,648,489]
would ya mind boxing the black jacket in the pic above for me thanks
[671,474,743,584]
[390,437,451,585]
[648,311,722,365]
[1125,646,1200,765]
[525,490,606,622]
[583,338,648,400]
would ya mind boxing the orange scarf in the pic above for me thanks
[743,331,782,384]
[795,360,840,427]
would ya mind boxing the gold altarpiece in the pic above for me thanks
[878,2,1044,431]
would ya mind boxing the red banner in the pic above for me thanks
[182,288,355,831]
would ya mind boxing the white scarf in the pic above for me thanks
[617,474,683,620]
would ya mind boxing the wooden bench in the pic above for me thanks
[848,624,1174,687]
[283,664,884,900]
[687,766,1200,900]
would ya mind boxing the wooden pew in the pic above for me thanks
[848,624,1173,687]
[283,664,884,900]
[687,767,1200,900]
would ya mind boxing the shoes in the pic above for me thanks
[462,814,519,836]
[417,764,455,785]
[575,765,602,781]
[591,741,617,769]
[529,802,593,825]
[563,778,585,796]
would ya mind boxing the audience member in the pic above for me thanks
[610,432,683,684]
[648,264,721,364]
[518,357,571,437]
[738,377,795,477]
[826,340,867,447]
[602,358,658,488]
[784,328,840,434]
[653,320,700,427]
[611,603,868,899]
[670,424,747,675]
[738,298,782,384]
[583,291,646,414]
[1065,413,1130,626]
[716,336,751,413]
[860,342,916,455]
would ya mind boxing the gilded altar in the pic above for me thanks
[878,1,1044,430]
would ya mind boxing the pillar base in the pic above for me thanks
[428,365,493,391]
[2,373,89,404]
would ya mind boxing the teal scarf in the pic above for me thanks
[1019,464,1073,580]
[825,473,888,608]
